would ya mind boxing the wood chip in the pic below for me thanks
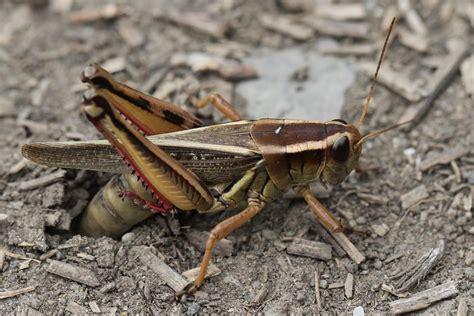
[313,269,322,309]
[5,251,40,263]
[319,43,374,56]
[0,286,36,299]
[46,259,100,287]
[328,281,344,289]
[0,249,5,272]
[457,297,469,316]
[39,249,58,261]
[66,301,88,314]
[77,252,95,261]
[420,145,470,171]
[249,285,269,306]
[102,56,126,74]
[260,14,314,41]
[460,54,474,94]
[171,53,257,81]
[18,170,66,191]
[344,273,354,299]
[287,237,332,261]
[304,18,369,38]
[388,240,445,293]
[397,26,429,52]
[401,40,469,128]
[89,301,101,313]
[117,20,145,48]
[181,263,221,282]
[357,192,389,204]
[359,61,423,102]
[70,4,125,23]
[138,247,188,293]
[314,4,366,21]
[8,158,28,175]
[185,230,233,257]
[156,10,229,39]
[400,184,429,209]
[398,0,428,35]
[389,281,458,314]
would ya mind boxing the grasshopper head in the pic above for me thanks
[321,121,362,186]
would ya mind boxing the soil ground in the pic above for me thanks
[0,0,472,314]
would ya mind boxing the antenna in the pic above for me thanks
[357,17,396,129]
[355,119,412,147]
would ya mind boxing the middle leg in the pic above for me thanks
[195,93,242,121]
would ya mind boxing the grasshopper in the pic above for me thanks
[22,19,405,294]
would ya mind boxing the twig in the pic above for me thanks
[314,4,366,21]
[403,41,469,129]
[260,14,314,41]
[388,240,445,293]
[420,145,470,171]
[0,286,36,299]
[248,285,269,306]
[400,185,429,210]
[303,18,369,38]
[344,273,354,299]
[286,238,332,261]
[138,247,188,293]
[156,10,229,39]
[46,259,100,287]
[359,61,423,102]
[457,297,469,316]
[389,281,458,314]
[314,268,322,309]
[18,170,66,191]
[181,264,221,282]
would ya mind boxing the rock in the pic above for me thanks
[296,291,305,304]
[319,279,328,289]
[353,306,364,316]
[186,302,200,315]
[236,45,354,120]
[121,232,136,243]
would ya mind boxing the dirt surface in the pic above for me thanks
[0,0,473,314]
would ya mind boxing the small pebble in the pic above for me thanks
[121,232,136,243]
[356,216,367,225]
[373,260,382,270]
[466,251,473,266]
[353,306,364,316]
[403,147,416,158]
[296,292,305,304]
[186,302,200,315]
[319,280,328,289]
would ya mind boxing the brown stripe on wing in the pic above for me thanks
[81,88,215,212]
[81,64,202,135]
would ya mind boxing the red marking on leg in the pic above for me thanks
[119,191,173,214]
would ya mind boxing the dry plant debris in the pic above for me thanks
[46,259,100,287]
[389,281,458,314]
[385,240,445,294]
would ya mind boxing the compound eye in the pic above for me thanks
[332,136,350,163]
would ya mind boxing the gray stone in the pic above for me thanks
[236,45,354,120]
